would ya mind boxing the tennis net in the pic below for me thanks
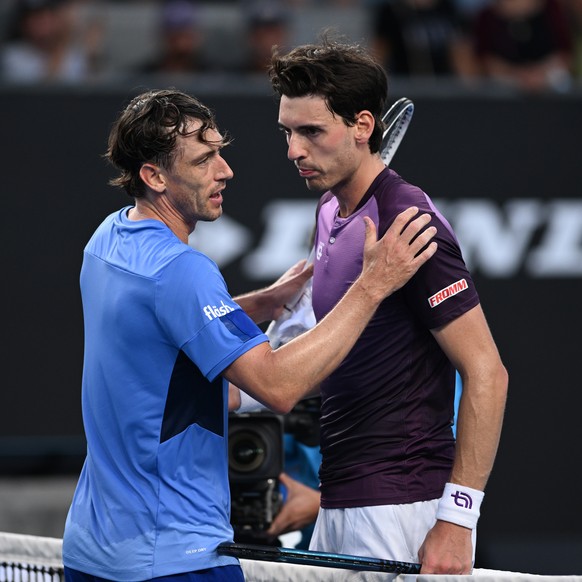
[0,532,64,581]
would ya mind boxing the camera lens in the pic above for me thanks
[229,430,267,473]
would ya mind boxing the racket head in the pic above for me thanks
[380,97,414,167]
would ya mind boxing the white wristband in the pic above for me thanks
[436,483,484,530]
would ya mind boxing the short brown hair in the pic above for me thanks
[105,89,231,198]
[269,34,388,153]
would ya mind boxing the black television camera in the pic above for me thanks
[228,397,320,544]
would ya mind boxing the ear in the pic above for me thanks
[354,110,375,144]
[139,163,166,193]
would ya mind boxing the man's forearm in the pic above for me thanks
[450,365,508,490]
[234,288,272,324]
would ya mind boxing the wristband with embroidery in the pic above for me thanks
[436,482,484,530]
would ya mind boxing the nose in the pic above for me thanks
[217,155,234,181]
[287,133,306,162]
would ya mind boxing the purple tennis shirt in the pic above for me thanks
[312,167,479,508]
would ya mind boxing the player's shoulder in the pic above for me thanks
[373,168,428,214]
[136,225,217,280]
[163,243,220,281]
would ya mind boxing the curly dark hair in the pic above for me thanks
[268,33,388,154]
[105,88,231,198]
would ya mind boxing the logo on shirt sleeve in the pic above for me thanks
[203,300,236,320]
[428,279,468,308]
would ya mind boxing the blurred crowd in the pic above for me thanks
[0,0,581,93]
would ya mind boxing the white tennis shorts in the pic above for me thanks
[309,499,477,563]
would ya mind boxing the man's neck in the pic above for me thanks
[128,199,193,244]
[334,158,386,217]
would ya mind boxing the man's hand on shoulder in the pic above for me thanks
[359,207,438,303]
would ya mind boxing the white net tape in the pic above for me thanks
[0,532,63,582]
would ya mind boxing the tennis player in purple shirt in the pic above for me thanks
[269,35,508,574]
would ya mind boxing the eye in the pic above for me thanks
[197,150,217,166]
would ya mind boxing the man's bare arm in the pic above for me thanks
[224,207,437,413]
[418,305,508,574]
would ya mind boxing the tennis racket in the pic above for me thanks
[218,542,421,575]
[380,97,414,167]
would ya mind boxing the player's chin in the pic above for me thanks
[201,206,223,222]
[304,177,326,192]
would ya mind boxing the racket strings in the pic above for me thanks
[380,98,414,166]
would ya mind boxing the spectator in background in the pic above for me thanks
[0,0,103,83]
[139,0,206,74]
[370,0,478,78]
[471,0,573,92]
[0,0,17,41]
[241,1,290,73]
[452,0,490,19]
[288,0,360,5]
[563,0,582,80]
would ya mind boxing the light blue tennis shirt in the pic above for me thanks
[63,207,268,581]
